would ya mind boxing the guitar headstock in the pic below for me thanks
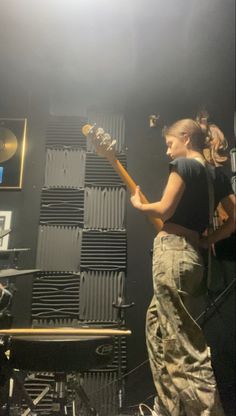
[82,124,116,161]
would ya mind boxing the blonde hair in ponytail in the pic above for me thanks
[196,110,228,165]
[163,118,207,151]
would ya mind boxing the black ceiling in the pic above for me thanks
[0,0,234,114]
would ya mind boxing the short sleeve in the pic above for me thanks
[169,158,195,186]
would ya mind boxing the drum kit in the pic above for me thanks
[0,131,133,414]
[0,266,131,415]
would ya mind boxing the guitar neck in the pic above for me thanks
[110,158,163,233]
[81,124,163,233]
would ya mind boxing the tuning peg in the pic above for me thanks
[82,124,96,136]
[107,140,116,150]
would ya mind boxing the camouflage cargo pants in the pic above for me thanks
[146,235,225,416]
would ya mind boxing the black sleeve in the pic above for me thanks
[215,168,234,201]
[169,158,194,186]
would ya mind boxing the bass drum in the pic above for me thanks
[9,335,114,372]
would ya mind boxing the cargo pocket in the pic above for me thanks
[178,259,204,297]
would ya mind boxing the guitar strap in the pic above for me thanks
[194,158,215,289]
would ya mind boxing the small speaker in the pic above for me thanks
[0,118,27,189]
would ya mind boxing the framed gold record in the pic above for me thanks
[0,118,27,189]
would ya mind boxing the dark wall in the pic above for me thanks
[0,87,49,326]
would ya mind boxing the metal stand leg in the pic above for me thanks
[0,343,36,415]
[22,386,50,416]
[51,373,68,416]
[70,374,98,416]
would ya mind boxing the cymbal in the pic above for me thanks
[0,269,40,278]
[0,327,132,337]
[0,127,18,163]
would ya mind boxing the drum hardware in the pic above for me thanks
[49,372,98,416]
[51,373,68,416]
[0,328,131,415]
[0,268,40,330]
[69,373,97,416]
[0,343,95,416]
[112,297,135,412]
[21,385,50,416]
[0,340,36,415]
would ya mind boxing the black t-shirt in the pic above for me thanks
[167,157,233,234]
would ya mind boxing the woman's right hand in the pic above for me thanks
[130,186,143,210]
